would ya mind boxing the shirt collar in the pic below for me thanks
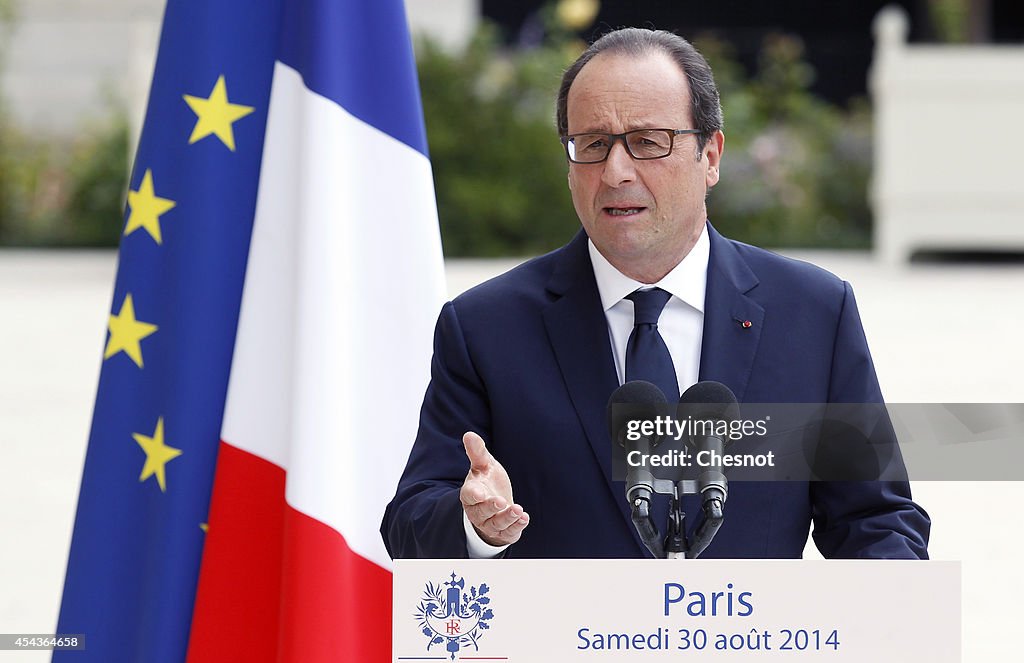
[588,222,709,313]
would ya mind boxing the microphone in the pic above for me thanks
[607,380,667,558]
[678,381,740,558]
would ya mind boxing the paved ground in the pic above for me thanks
[1,248,1022,660]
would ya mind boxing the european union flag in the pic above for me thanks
[55,2,281,660]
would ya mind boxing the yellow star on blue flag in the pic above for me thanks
[132,417,182,492]
[184,75,255,151]
[105,293,158,368]
[124,170,176,244]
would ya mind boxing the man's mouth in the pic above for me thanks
[604,207,646,217]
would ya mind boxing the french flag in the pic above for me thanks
[56,1,444,661]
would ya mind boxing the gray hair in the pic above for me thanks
[556,28,724,151]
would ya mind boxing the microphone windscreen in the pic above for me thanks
[606,380,667,445]
[678,381,740,422]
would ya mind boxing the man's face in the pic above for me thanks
[566,51,723,283]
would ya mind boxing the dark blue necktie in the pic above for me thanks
[625,288,679,400]
[624,288,680,554]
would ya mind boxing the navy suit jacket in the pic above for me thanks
[381,226,930,559]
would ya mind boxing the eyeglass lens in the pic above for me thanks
[568,130,674,162]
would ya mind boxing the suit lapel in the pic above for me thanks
[699,226,764,402]
[540,232,639,545]
[540,226,766,556]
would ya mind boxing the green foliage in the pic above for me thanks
[418,26,873,255]
[0,112,128,247]
[0,0,128,247]
[63,113,130,247]
[416,25,580,257]
[927,0,971,43]
[700,34,873,248]
[0,0,17,242]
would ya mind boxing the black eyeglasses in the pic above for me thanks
[561,128,701,164]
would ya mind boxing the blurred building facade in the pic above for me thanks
[0,0,162,134]
[0,0,477,137]
[870,6,1024,261]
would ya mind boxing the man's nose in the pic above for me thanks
[601,139,637,187]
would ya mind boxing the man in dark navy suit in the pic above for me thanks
[381,28,929,560]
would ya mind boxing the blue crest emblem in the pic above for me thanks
[415,571,495,659]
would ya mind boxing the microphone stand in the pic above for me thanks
[687,435,729,559]
[685,481,725,560]
[630,475,727,560]
[664,489,689,559]
[629,492,665,560]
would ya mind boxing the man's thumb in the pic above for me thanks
[463,431,490,470]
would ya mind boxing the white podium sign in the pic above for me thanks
[393,559,959,662]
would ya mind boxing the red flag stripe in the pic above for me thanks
[187,441,391,662]
[187,443,285,661]
[278,500,392,661]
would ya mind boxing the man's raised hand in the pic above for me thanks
[459,431,530,547]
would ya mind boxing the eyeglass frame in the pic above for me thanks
[560,128,702,164]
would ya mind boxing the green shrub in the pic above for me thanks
[417,26,873,256]
[62,113,130,247]
[0,122,60,245]
[702,34,873,248]
[0,113,128,247]
[416,25,580,257]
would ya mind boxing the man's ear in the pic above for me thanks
[705,130,725,188]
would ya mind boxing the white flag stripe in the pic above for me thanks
[222,61,446,570]
[220,62,301,473]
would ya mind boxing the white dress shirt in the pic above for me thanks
[464,224,711,557]
[588,225,709,395]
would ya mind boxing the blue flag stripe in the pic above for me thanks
[277,0,429,156]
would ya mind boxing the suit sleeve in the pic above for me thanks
[810,281,931,559]
[380,301,492,558]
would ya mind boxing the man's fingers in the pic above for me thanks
[463,501,505,526]
[476,505,530,545]
[486,504,528,533]
[461,482,508,521]
[460,477,507,513]
[459,480,489,507]
[463,431,491,473]
[501,510,530,540]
